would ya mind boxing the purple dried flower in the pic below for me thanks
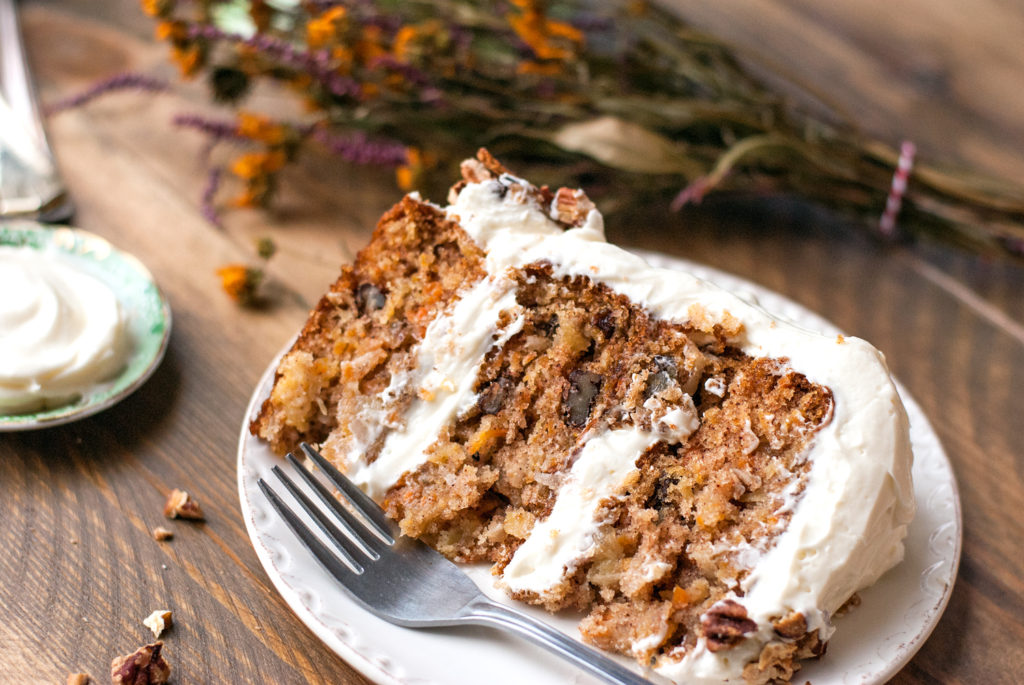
[449,24,473,54]
[187,23,360,98]
[201,166,223,227]
[367,54,433,89]
[172,113,242,141]
[671,176,714,211]
[569,13,615,33]
[358,12,403,34]
[309,128,408,166]
[44,72,168,116]
[1003,237,1024,256]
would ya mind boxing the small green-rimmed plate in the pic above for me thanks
[0,221,171,431]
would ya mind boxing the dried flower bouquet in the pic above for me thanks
[139,0,1024,259]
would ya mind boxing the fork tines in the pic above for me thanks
[257,442,395,576]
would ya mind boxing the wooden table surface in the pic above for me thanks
[3,1,1022,683]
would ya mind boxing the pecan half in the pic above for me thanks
[701,600,758,652]
[551,187,596,227]
[163,489,204,521]
[458,148,508,185]
[475,148,509,177]
[110,642,171,685]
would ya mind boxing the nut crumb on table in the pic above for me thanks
[110,642,170,685]
[152,526,174,541]
[143,610,173,638]
[163,489,204,520]
[66,673,90,685]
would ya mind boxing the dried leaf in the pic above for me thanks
[550,116,702,177]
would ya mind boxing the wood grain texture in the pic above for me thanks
[1,1,1022,683]
[665,0,1024,180]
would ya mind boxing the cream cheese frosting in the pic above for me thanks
[0,246,127,413]
[337,173,914,683]
[342,274,524,499]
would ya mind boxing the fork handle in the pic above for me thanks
[460,597,655,685]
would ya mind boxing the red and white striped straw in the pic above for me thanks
[879,140,916,238]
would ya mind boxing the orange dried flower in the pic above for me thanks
[395,166,414,191]
[140,0,169,18]
[360,82,380,100]
[395,147,422,191]
[154,20,181,41]
[507,0,583,63]
[392,25,419,61]
[331,45,354,72]
[516,61,563,76]
[230,150,286,180]
[354,25,387,64]
[306,6,347,49]
[391,21,441,62]
[230,154,264,181]
[237,112,286,145]
[216,264,263,305]
[170,43,203,77]
[545,18,583,44]
[232,187,263,208]
[394,147,437,191]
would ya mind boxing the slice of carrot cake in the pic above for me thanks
[251,149,915,684]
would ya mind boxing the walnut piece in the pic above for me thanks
[835,591,862,617]
[66,673,90,685]
[742,640,799,684]
[152,527,174,542]
[701,599,758,652]
[772,611,808,640]
[564,369,602,428]
[110,642,171,685]
[143,610,173,638]
[476,376,514,416]
[163,489,204,520]
[355,283,387,315]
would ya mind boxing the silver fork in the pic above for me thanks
[258,442,654,685]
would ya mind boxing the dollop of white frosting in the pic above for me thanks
[0,246,126,413]
[342,274,524,499]
[503,402,698,597]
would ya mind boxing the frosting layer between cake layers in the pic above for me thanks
[336,175,915,683]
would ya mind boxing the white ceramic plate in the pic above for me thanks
[0,222,171,431]
[238,254,961,685]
